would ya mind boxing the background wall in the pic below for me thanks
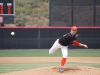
[50,0,100,26]
[0,27,100,49]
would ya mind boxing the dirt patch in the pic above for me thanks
[0,57,100,75]
[0,57,100,63]
[0,66,100,75]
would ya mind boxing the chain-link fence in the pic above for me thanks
[50,0,100,26]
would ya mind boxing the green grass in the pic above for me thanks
[0,62,100,74]
[0,63,51,73]
[0,49,100,57]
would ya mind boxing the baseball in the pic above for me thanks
[11,32,15,35]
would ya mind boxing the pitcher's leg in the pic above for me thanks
[49,39,61,54]
[59,46,68,73]
[61,46,68,58]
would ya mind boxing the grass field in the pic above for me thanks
[0,49,100,57]
[0,49,100,74]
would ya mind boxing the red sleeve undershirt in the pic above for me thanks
[72,40,80,46]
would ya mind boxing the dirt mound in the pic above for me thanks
[0,66,100,75]
[52,66,100,75]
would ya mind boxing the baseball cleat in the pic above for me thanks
[59,67,63,73]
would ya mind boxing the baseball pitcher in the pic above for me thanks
[49,26,88,73]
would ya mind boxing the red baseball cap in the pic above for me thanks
[71,26,77,31]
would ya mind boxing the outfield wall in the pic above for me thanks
[0,26,100,49]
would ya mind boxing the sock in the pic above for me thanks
[60,58,67,67]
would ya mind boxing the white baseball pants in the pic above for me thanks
[49,39,68,58]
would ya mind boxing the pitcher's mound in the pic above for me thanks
[52,66,100,75]
[1,66,100,75]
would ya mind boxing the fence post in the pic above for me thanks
[38,28,40,49]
